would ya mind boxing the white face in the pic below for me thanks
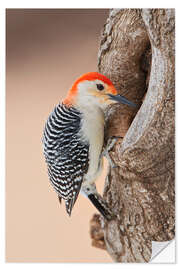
[75,79,116,110]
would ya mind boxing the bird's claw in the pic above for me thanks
[102,136,122,168]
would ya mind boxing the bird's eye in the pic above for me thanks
[96,84,104,91]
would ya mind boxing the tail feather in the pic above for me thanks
[58,196,62,204]
[87,193,114,221]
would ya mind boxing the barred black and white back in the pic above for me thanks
[43,103,89,215]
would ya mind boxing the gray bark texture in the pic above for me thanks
[90,8,175,263]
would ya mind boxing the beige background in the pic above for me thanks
[6,9,113,262]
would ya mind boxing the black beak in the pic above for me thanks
[108,94,137,107]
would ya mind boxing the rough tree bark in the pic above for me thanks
[90,9,175,263]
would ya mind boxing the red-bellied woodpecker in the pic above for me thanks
[43,72,136,220]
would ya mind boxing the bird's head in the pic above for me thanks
[63,72,136,110]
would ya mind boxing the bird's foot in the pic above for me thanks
[102,136,123,168]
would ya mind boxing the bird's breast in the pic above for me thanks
[79,106,105,182]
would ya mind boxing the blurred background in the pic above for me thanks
[6,9,112,262]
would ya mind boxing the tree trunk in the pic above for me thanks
[90,8,175,263]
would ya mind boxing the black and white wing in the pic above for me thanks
[43,104,89,215]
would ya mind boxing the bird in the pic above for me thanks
[42,72,136,220]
